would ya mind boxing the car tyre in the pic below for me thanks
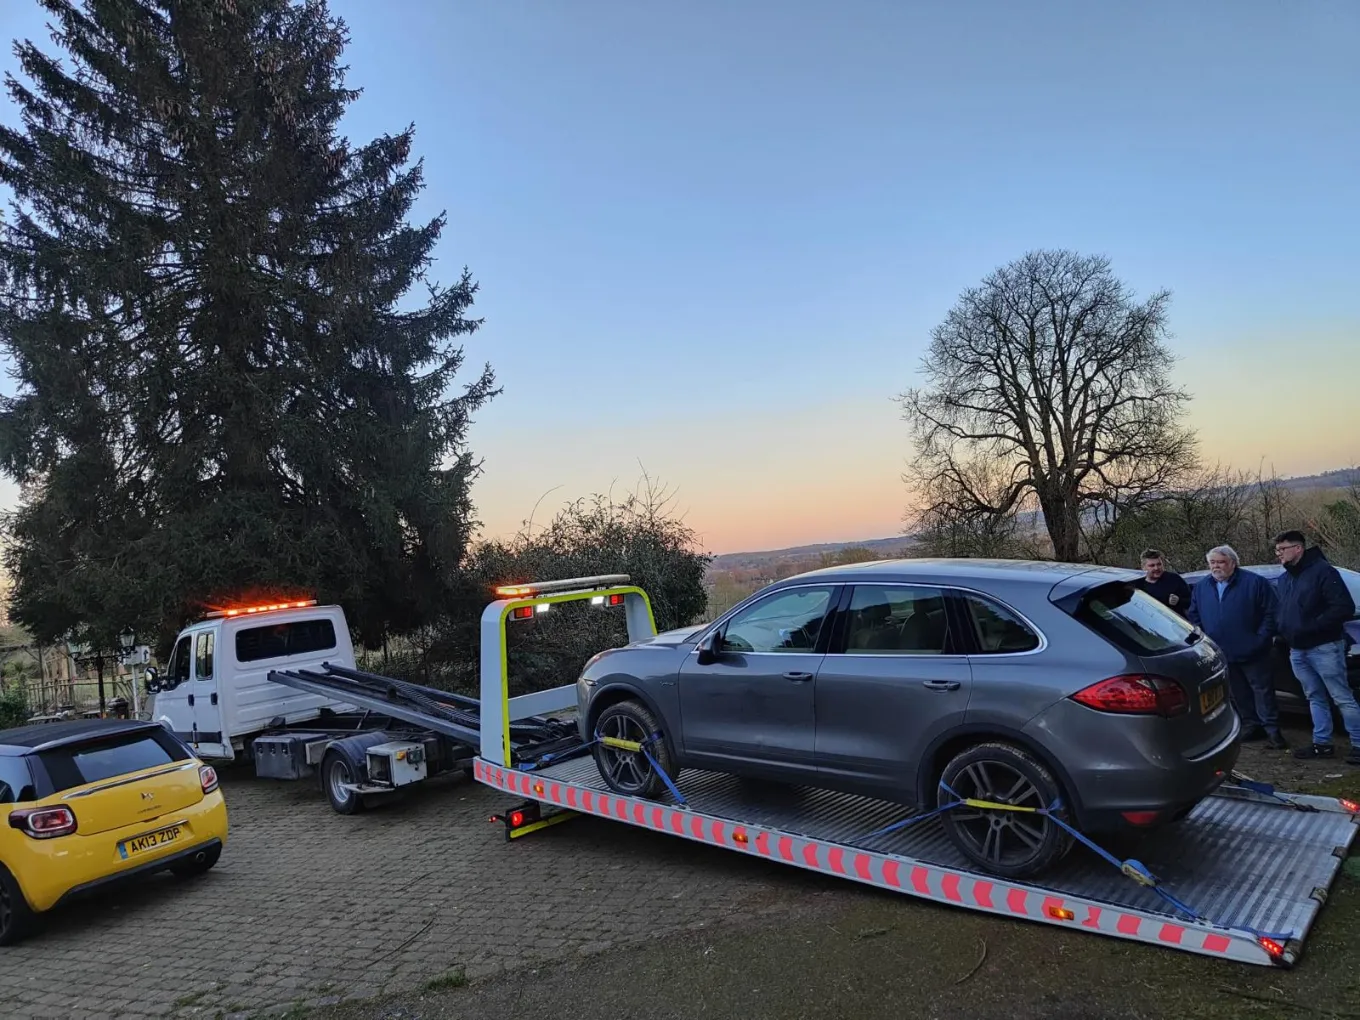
[170,843,222,878]
[938,741,1073,880]
[0,864,36,947]
[591,699,677,800]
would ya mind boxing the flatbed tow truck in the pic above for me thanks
[256,574,1358,968]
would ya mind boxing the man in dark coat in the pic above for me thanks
[1130,548,1192,616]
[1273,530,1360,764]
[1187,544,1287,749]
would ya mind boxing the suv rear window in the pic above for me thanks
[1075,582,1197,655]
[235,618,337,663]
[37,729,192,794]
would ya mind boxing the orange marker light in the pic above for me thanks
[1047,906,1076,921]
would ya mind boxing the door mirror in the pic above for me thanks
[144,666,160,693]
[695,630,723,666]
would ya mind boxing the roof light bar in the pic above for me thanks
[205,599,318,619]
[494,574,631,598]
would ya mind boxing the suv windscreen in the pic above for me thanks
[37,729,192,794]
[1075,582,1197,655]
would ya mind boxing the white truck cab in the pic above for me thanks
[148,600,358,761]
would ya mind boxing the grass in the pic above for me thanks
[421,968,468,993]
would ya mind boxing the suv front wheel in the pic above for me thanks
[590,699,678,800]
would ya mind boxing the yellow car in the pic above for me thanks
[0,718,228,945]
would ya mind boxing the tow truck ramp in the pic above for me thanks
[460,575,1359,968]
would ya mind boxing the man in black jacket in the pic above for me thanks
[1273,531,1360,764]
[1131,548,1192,616]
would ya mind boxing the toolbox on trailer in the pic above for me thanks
[469,574,1360,968]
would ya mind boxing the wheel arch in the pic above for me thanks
[916,724,1086,823]
[584,679,678,759]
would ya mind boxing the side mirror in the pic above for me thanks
[696,631,722,666]
[144,666,160,693]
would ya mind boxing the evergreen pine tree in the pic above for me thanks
[0,0,497,653]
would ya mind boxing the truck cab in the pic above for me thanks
[148,600,358,761]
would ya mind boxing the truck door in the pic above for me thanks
[190,630,226,758]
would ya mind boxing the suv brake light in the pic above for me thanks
[1071,674,1189,717]
[199,765,220,795]
[8,805,78,839]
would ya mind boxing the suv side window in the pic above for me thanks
[962,593,1042,653]
[718,586,835,653]
[843,585,952,654]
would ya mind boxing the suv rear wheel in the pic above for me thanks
[591,699,677,800]
[938,741,1073,879]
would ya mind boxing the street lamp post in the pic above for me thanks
[119,628,138,719]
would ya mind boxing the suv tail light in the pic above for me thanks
[1071,674,1189,718]
[8,805,78,839]
[199,765,220,794]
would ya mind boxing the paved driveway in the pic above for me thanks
[0,766,829,1019]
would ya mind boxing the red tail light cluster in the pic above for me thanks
[1071,675,1189,718]
[199,765,220,794]
[8,805,77,839]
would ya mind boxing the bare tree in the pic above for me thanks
[898,250,1198,562]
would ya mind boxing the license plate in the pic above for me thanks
[118,824,182,860]
[1199,683,1225,715]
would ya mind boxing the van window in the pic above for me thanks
[195,632,215,680]
[168,635,192,685]
[37,729,192,794]
[235,618,337,663]
[0,757,36,804]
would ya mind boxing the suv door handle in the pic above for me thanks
[783,671,814,682]
[922,679,961,692]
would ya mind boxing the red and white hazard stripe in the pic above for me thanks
[473,759,1278,966]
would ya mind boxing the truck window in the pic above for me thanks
[0,757,36,804]
[37,729,192,794]
[195,631,215,680]
[168,635,191,685]
[235,618,337,663]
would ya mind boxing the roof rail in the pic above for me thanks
[493,574,631,598]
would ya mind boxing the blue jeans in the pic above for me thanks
[1290,640,1360,747]
[1228,657,1279,732]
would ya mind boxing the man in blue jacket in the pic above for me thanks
[1187,544,1288,749]
[1272,530,1360,765]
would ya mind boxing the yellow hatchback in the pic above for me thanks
[0,718,229,945]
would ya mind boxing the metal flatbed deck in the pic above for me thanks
[481,755,1357,963]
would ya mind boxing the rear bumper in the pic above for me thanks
[49,837,223,910]
[1025,703,1242,834]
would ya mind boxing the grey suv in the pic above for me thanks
[575,558,1241,879]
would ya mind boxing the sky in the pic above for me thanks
[0,0,1357,555]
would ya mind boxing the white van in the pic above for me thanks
[149,601,358,761]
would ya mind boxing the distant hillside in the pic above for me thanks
[709,466,1359,573]
[709,534,918,573]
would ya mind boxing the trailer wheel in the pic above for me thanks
[321,746,367,815]
[938,741,1073,880]
[591,699,676,800]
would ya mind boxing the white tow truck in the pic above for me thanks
[146,594,584,813]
